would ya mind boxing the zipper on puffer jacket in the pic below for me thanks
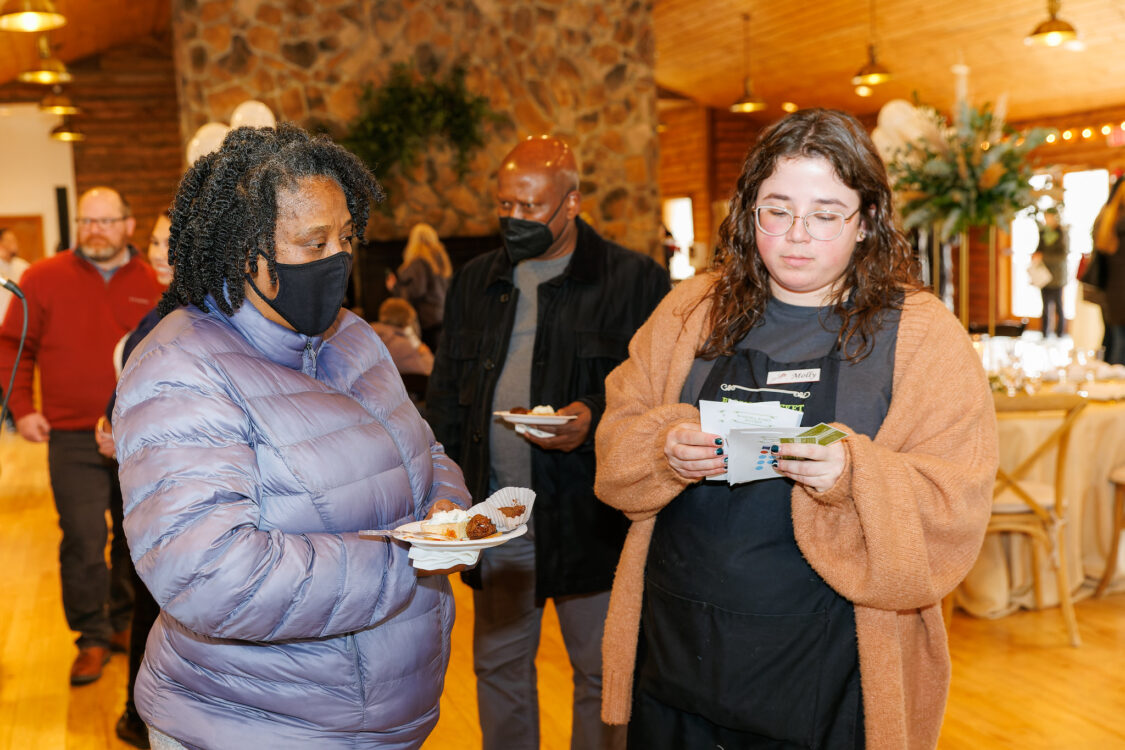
[302,338,318,377]
[347,633,368,721]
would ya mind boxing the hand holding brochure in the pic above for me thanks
[726,423,848,484]
[698,398,848,485]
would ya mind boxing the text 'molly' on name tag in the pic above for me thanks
[766,368,821,385]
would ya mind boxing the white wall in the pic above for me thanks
[0,103,77,258]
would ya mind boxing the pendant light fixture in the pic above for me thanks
[0,0,66,32]
[50,116,85,142]
[852,0,891,88]
[730,11,766,114]
[39,85,80,115]
[1025,0,1078,47]
[17,34,72,85]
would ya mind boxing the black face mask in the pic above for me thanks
[500,192,570,264]
[245,251,352,336]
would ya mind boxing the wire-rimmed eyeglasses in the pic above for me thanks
[753,205,861,241]
[76,217,127,228]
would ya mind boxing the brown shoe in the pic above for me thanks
[110,629,131,654]
[70,646,110,686]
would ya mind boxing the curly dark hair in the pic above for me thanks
[702,108,921,362]
[159,124,385,317]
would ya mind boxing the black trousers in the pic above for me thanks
[125,568,160,714]
[1041,286,1065,337]
[46,430,133,649]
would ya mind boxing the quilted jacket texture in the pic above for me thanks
[114,299,470,749]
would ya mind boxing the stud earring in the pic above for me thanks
[857,231,866,241]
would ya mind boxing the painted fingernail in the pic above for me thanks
[723,457,728,466]
[714,437,723,446]
[715,447,724,456]
[770,444,779,453]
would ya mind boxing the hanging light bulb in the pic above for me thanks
[852,0,891,87]
[17,34,72,85]
[0,0,66,32]
[730,12,766,113]
[39,84,80,115]
[852,45,892,86]
[50,116,85,142]
[1025,0,1078,47]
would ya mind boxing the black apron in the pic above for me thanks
[633,344,863,750]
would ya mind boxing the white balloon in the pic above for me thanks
[871,127,900,163]
[230,100,276,129]
[186,122,231,165]
[876,99,917,142]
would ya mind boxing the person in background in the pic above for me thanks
[1092,181,1125,364]
[0,227,30,322]
[94,209,173,749]
[372,297,433,376]
[1033,206,1068,338]
[113,124,470,749]
[427,135,670,750]
[595,109,997,750]
[0,188,162,686]
[386,221,452,352]
[0,227,30,427]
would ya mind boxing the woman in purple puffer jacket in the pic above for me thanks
[112,125,471,749]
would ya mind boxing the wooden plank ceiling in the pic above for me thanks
[0,0,169,87]
[0,0,1121,126]
[654,0,1125,123]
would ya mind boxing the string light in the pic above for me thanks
[1035,119,1125,145]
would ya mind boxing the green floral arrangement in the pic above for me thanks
[881,100,1049,240]
[341,63,503,179]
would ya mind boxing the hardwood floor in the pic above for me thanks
[1,430,1122,749]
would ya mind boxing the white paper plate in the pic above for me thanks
[493,411,576,426]
[360,521,527,551]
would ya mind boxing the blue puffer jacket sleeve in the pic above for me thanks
[114,307,468,643]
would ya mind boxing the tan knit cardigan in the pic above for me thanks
[594,273,998,750]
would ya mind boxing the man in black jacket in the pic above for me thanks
[426,136,670,750]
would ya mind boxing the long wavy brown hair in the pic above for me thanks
[701,108,921,362]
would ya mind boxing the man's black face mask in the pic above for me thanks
[500,192,571,264]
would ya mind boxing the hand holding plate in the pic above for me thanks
[522,401,591,452]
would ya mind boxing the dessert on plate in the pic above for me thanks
[508,405,556,415]
[420,508,497,540]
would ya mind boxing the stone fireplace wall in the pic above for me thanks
[171,0,661,256]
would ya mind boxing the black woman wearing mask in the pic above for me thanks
[112,125,471,749]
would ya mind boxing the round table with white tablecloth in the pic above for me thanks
[957,391,1125,618]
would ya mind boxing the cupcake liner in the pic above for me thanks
[470,486,536,532]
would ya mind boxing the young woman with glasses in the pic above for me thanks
[594,108,998,750]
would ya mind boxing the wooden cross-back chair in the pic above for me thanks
[990,392,1087,647]
[1094,464,1125,598]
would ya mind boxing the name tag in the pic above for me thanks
[767,368,820,384]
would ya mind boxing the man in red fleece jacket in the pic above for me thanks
[0,186,162,686]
